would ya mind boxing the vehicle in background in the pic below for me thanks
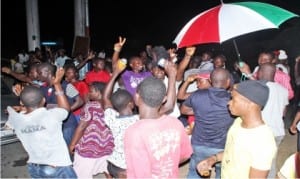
[1,67,20,145]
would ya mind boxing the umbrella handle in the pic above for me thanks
[233,39,242,62]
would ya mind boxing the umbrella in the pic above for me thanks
[173,1,298,60]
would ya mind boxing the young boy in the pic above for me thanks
[102,62,139,178]
[124,74,193,178]
[112,36,152,96]
[6,68,77,178]
[197,80,277,179]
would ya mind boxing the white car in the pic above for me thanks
[1,75,20,145]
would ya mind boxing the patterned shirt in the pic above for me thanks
[104,108,139,169]
[75,101,114,158]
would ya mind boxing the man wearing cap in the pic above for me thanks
[197,80,277,179]
[178,71,211,135]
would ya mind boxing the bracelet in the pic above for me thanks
[114,46,121,52]
[55,91,64,96]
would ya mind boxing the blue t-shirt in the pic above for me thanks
[40,81,78,129]
[183,87,234,149]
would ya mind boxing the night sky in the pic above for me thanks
[2,0,300,65]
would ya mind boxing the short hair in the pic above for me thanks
[38,62,56,76]
[210,68,230,88]
[111,89,133,111]
[89,82,106,93]
[20,85,44,108]
[92,57,105,64]
[136,76,166,108]
[213,54,227,62]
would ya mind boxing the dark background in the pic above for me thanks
[2,0,300,68]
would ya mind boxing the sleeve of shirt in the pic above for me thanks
[48,108,69,122]
[104,108,118,127]
[182,93,194,108]
[66,83,79,98]
[124,126,151,178]
[6,106,18,129]
[80,103,92,122]
[77,81,89,96]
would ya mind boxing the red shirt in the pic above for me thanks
[84,70,111,85]
[72,80,89,116]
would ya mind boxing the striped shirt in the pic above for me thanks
[76,101,114,158]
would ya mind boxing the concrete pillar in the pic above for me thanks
[85,0,89,37]
[26,0,40,51]
[74,0,85,37]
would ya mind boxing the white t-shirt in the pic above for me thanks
[278,153,297,179]
[6,107,71,166]
[262,82,289,137]
[222,118,277,179]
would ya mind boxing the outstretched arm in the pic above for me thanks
[2,67,33,84]
[51,67,70,111]
[177,74,197,100]
[112,36,126,68]
[69,119,89,154]
[176,46,196,81]
[103,62,126,109]
[75,50,95,70]
[159,61,177,115]
[290,111,300,134]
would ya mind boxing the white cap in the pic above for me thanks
[278,50,288,60]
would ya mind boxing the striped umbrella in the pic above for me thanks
[174,1,298,51]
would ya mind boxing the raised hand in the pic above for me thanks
[164,61,177,79]
[12,83,24,96]
[51,67,65,85]
[2,67,12,74]
[114,36,127,52]
[87,50,96,60]
[185,46,196,57]
[186,74,198,83]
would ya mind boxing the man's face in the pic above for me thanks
[88,86,100,100]
[65,68,76,82]
[94,60,105,70]
[213,58,225,68]
[130,58,143,72]
[196,78,211,89]
[37,67,50,82]
[28,67,38,80]
[228,89,245,116]
[258,53,272,65]
[151,66,165,80]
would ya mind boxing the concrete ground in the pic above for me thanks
[1,105,298,178]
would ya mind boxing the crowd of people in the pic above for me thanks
[2,36,300,178]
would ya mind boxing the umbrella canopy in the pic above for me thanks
[174,1,298,48]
